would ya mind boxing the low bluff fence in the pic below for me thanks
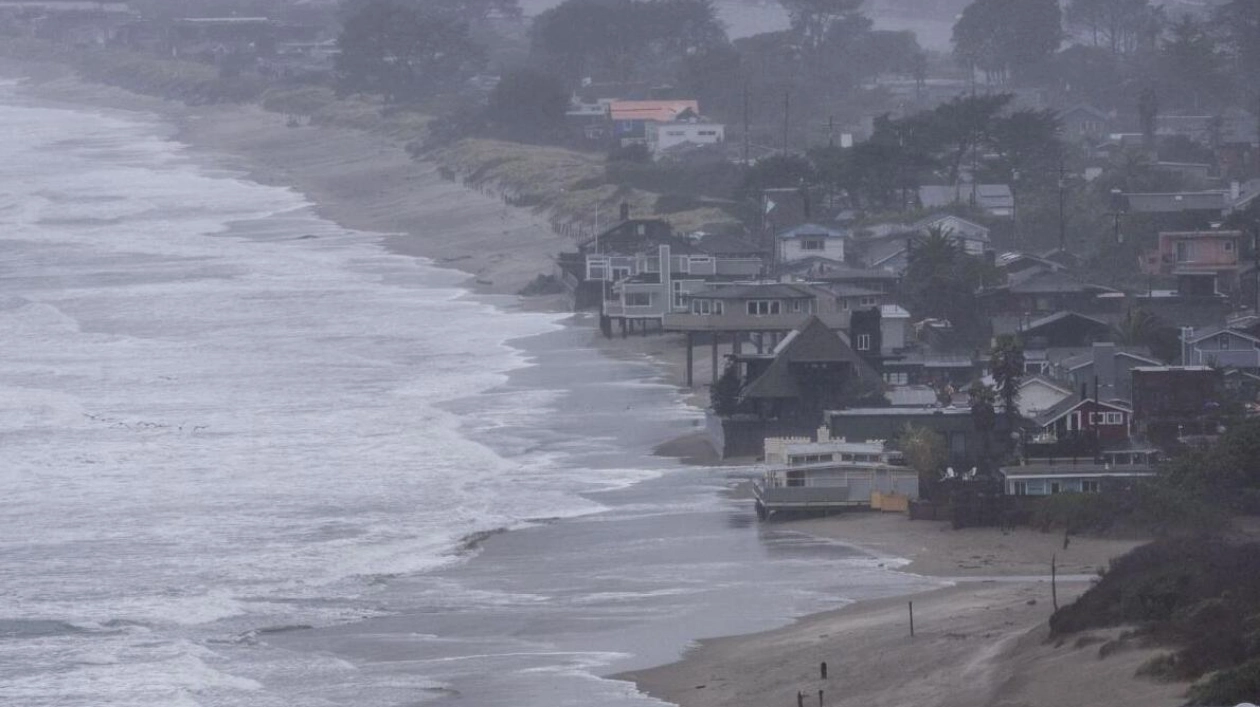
[436,165,603,243]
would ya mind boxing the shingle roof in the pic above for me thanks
[741,317,875,399]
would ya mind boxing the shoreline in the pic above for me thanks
[616,514,1187,707]
[3,60,1187,707]
[3,61,569,299]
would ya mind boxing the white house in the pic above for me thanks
[1016,375,1074,419]
[776,222,848,265]
[645,118,725,157]
[913,214,991,255]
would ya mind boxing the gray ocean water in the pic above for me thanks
[0,81,940,707]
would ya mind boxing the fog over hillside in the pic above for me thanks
[518,0,962,48]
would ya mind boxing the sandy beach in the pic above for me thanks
[619,513,1188,707]
[8,66,567,297]
[4,62,1193,707]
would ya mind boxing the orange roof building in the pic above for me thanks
[608,100,700,123]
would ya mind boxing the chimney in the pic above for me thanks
[1092,342,1116,400]
[620,202,630,221]
[1231,180,1242,203]
[817,426,830,443]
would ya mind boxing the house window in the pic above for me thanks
[884,372,908,385]
[611,267,631,282]
[1102,412,1124,425]
[859,296,877,307]
[840,299,850,310]
[625,292,651,307]
[1220,333,1231,350]
[698,130,718,136]
[666,130,685,136]
[747,300,781,315]
[1050,482,1063,494]
[856,334,871,351]
[1176,241,1194,262]
[802,237,825,251]
[1012,481,1028,496]
[588,263,606,281]
[1225,240,1235,252]
[672,281,684,308]
[1082,480,1101,493]
[714,301,724,315]
[791,299,802,312]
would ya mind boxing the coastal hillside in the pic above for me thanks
[1051,537,1260,706]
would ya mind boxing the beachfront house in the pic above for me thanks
[999,448,1159,497]
[753,429,919,519]
[708,317,881,457]
[826,406,982,469]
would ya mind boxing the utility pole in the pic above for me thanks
[782,90,790,155]
[742,84,750,165]
[1058,159,1068,253]
[1253,223,1259,314]
[828,115,834,148]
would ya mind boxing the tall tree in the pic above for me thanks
[531,0,726,84]
[989,334,1025,424]
[1065,0,1158,54]
[335,0,482,102]
[1215,0,1260,76]
[953,0,1061,84]
[778,0,865,54]
[484,68,569,143]
[1157,15,1229,111]
[899,423,948,497]
[1137,86,1158,148]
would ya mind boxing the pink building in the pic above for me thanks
[1140,230,1242,296]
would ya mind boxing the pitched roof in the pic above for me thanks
[1059,348,1160,371]
[1188,326,1260,346]
[608,100,700,122]
[1033,394,1131,427]
[1022,310,1112,334]
[741,317,875,399]
[912,213,991,240]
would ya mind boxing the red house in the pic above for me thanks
[1030,395,1132,453]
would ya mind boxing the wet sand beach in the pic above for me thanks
[1,61,1191,707]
